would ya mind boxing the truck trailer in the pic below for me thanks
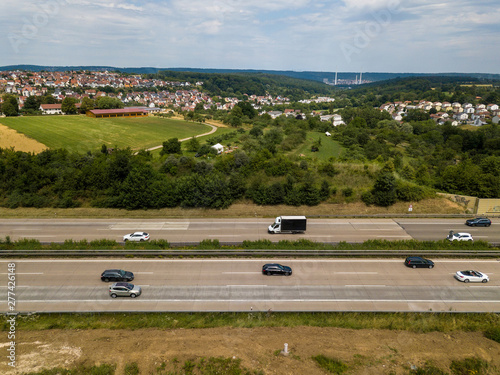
[268,216,307,234]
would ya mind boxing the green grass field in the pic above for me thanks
[0,115,213,153]
[293,131,343,160]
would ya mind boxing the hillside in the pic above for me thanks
[2,65,500,83]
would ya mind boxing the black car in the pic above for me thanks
[101,269,134,282]
[465,217,491,227]
[262,263,292,276]
[404,257,434,269]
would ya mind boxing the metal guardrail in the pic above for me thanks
[1,249,500,257]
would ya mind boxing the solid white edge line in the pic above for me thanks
[5,299,500,303]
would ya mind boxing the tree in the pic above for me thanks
[94,96,124,109]
[61,97,78,114]
[80,97,94,113]
[371,171,397,206]
[1,102,18,116]
[23,96,39,112]
[236,101,257,119]
[160,138,182,155]
[1,94,19,116]
[186,137,200,153]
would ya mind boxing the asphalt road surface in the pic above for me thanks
[0,218,498,243]
[1,259,499,313]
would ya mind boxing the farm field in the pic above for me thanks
[0,115,213,153]
[0,123,47,153]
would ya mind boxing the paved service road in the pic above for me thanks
[1,259,499,313]
[0,218,499,243]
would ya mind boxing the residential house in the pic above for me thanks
[333,114,344,126]
[267,111,283,119]
[40,104,63,115]
[453,112,468,121]
[320,114,334,122]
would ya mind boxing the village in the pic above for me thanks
[1,70,500,127]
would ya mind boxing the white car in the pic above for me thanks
[447,232,473,241]
[454,270,489,283]
[123,232,150,242]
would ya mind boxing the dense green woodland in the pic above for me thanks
[1,111,500,209]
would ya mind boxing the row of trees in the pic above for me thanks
[0,147,340,209]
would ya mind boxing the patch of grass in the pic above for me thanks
[1,236,494,251]
[293,131,343,160]
[124,362,140,375]
[155,357,264,375]
[4,312,499,333]
[484,326,500,343]
[449,357,490,375]
[21,363,116,375]
[0,197,466,219]
[312,354,349,374]
[410,362,448,375]
[0,115,212,153]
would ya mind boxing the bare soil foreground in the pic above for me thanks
[2,327,499,374]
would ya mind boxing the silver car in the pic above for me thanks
[109,282,142,298]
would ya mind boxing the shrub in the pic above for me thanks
[342,187,353,197]
[312,354,349,374]
[124,362,139,375]
[410,363,448,375]
[449,357,489,375]
[484,327,500,343]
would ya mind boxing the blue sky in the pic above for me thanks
[1,0,499,73]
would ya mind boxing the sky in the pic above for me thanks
[1,0,499,73]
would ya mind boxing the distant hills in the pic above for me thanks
[1,65,499,83]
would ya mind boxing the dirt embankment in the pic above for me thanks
[2,327,499,374]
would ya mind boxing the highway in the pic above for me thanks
[1,258,499,313]
[0,217,499,243]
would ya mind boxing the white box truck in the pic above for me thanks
[268,216,307,234]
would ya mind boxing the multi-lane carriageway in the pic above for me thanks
[1,218,499,313]
[0,217,499,243]
[1,258,499,313]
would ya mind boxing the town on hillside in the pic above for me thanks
[1,69,499,127]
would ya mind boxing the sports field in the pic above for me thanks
[0,115,212,153]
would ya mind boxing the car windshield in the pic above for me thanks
[119,270,125,276]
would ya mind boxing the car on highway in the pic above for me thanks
[123,232,150,242]
[447,232,473,241]
[454,270,489,283]
[465,217,491,227]
[109,282,142,298]
[404,256,434,269]
[101,269,134,282]
[262,263,292,276]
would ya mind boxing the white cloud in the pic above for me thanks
[0,0,499,73]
